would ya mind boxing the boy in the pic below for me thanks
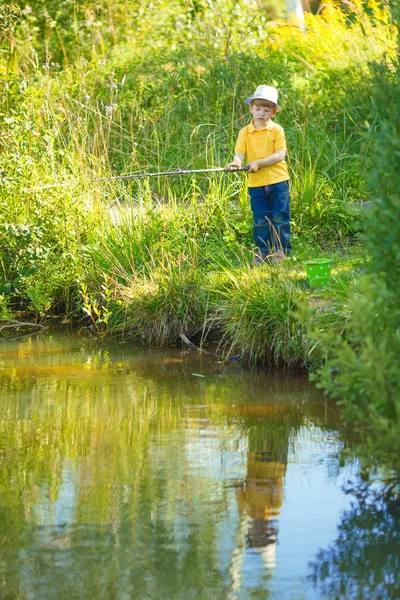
[227,85,291,264]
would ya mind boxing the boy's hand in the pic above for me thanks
[226,161,242,170]
[247,160,260,173]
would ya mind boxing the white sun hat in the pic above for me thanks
[246,85,281,111]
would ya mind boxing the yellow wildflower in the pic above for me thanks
[163,63,175,72]
[194,65,206,79]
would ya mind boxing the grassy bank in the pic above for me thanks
[77,189,362,368]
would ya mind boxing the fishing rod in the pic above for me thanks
[24,166,250,192]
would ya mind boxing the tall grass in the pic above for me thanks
[211,265,307,365]
[106,247,209,345]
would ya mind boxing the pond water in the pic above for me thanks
[0,329,398,599]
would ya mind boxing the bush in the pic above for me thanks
[315,41,400,478]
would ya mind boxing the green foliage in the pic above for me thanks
[89,177,251,278]
[78,278,113,333]
[315,40,400,477]
[0,294,12,321]
[8,0,285,68]
[317,278,400,466]
[109,250,208,345]
[0,185,100,315]
[213,266,308,365]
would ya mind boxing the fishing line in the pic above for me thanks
[24,166,250,192]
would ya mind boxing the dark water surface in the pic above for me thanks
[0,330,398,599]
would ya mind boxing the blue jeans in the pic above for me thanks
[248,180,291,256]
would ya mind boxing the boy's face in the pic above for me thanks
[250,100,276,123]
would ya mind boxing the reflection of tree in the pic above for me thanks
[308,487,400,599]
[0,332,350,598]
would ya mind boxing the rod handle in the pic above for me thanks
[224,165,250,172]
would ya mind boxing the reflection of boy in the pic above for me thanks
[227,85,291,264]
[231,450,286,578]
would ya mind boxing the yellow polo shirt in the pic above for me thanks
[235,120,289,188]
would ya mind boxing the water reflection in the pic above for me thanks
[0,330,392,599]
[308,487,400,599]
[237,450,285,557]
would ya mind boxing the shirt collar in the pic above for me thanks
[248,119,274,132]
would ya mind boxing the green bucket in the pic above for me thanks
[304,258,332,287]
